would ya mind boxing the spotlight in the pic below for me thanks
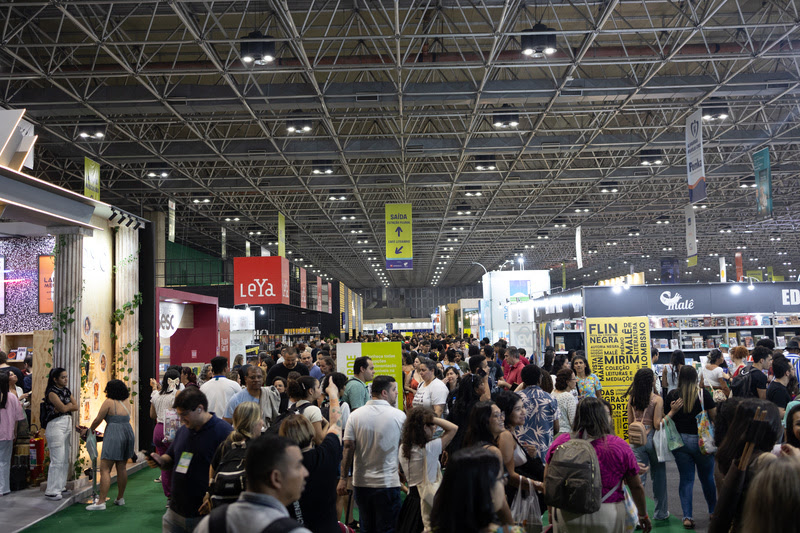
[521,24,558,56]
[240,30,275,65]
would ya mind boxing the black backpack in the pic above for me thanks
[209,441,248,508]
[730,365,754,398]
[266,403,312,435]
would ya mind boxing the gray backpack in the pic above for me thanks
[544,436,618,515]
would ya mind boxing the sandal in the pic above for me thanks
[683,518,695,529]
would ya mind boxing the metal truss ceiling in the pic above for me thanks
[3,0,800,289]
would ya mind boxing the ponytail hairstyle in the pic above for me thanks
[226,402,263,444]
[287,375,318,401]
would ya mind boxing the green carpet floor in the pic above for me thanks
[24,468,695,532]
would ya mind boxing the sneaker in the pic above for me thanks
[86,502,106,511]
[114,498,125,506]
[45,493,63,501]
[153,478,162,483]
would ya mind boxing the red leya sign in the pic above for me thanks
[234,256,290,305]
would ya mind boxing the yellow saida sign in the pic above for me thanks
[585,316,651,440]
[385,203,413,270]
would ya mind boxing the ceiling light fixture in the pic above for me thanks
[492,104,519,128]
[520,24,558,57]
[640,149,665,166]
[240,30,275,65]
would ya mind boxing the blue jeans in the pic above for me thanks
[671,433,716,520]
[162,508,203,533]
[631,430,668,520]
[354,486,402,533]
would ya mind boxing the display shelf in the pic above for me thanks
[775,324,800,328]
[650,327,680,331]
[552,329,584,333]
[678,326,722,331]
[727,325,772,329]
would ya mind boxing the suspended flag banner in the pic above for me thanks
[660,258,680,284]
[168,200,176,243]
[261,245,270,256]
[719,257,727,282]
[246,240,251,257]
[562,262,566,290]
[753,147,772,218]
[576,226,583,269]
[278,212,286,257]
[735,252,744,281]
[685,204,698,267]
[84,157,100,200]
[221,227,227,260]
[685,109,707,203]
[385,203,413,270]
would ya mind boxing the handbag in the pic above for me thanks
[653,422,674,463]
[510,478,542,533]
[696,391,717,455]
[622,484,639,533]
[662,415,684,451]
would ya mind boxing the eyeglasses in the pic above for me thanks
[492,412,506,420]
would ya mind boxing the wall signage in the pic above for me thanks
[38,255,54,314]
[233,256,290,305]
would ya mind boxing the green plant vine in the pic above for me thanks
[110,292,143,404]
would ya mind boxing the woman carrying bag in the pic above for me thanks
[625,369,668,522]
[397,407,457,533]
[700,349,730,403]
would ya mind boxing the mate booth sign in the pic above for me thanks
[585,317,651,440]
[233,256,290,306]
[337,342,404,410]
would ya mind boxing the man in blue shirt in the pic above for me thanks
[149,387,232,533]
[515,364,558,462]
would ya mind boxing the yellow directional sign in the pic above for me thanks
[385,203,412,269]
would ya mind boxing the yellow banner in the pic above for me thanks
[385,203,413,261]
[84,157,100,200]
[586,316,651,439]
[746,270,763,282]
[278,212,286,257]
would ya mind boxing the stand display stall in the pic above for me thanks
[157,288,219,375]
[534,282,800,363]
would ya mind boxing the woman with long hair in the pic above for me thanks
[200,402,264,512]
[552,368,577,437]
[446,374,486,454]
[443,366,461,415]
[181,366,198,388]
[43,367,78,500]
[665,365,717,529]
[700,349,730,397]
[573,355,601,399]
[493,389,544,508]
[279,379,343,533]
[84,379,135,510]
[397,407,457,533]
[741,457,800,533]
[786,403,800,449]
[286,375,328,446]
[625,368,667,521]
[551,354,569,381]
[662,350,685,394]
[0,371,25,495]
[149,368,180,498]
[430,447,515,533]
[539,368,554,394]
[403,352,418,410]
[546,398,650,532]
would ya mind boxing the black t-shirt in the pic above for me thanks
[666,388,716,435]
[767,381,792,409]
[289,432,342,533]
[266,362,309,385]
[749,368,768,397]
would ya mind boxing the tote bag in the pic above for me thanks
[696,391,717,455]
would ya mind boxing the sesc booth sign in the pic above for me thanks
[234,256,290,305]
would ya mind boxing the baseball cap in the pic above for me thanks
[787,340,800,350]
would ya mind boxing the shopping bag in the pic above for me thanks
[696,392,717,455]
[662,415,684,451]
[511,478,542,533]
[653,423,674,463]
[622,484,639,533]
[163,408,180,444]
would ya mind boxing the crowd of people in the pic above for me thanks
[2,331,799,533]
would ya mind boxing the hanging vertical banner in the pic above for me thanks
[576,226,583,269]
[586,316,651,439]
[300,267,307,309]
[316,276,323,312]
[168,200,176,243]
[685,204,698,267]
[245,241,251,257]
[278,212,286,258]
[735,252,744,281]
[221,227,227,260]
[753,147,772,218]
[719,257,727,282]
[84,157,100,200]
[660,258,680,284]
[261,245,270,257]
[562,262,566,290]
[385,203,413,270]
[38,255,55,314]
[685,109,706,203]
[0,256,4,315]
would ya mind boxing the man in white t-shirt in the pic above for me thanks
[337,376,406,533]
[200,356,242,417]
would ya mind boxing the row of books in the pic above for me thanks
[649,315,800,329]
[652,330,789,350]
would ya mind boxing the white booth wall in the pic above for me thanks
[481,270,550,344]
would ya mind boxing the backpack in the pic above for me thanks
[209,504,301,533]
[266,403,312,435]
[628,412,647,447]
[544,436,617,515]
[730,365,754,398]
[209,441,248,508]
[39,400,50,429]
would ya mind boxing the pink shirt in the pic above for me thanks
[0,393,25,441]
[546,433,639,503]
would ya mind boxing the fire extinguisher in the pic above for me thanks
[29,426,45,482]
